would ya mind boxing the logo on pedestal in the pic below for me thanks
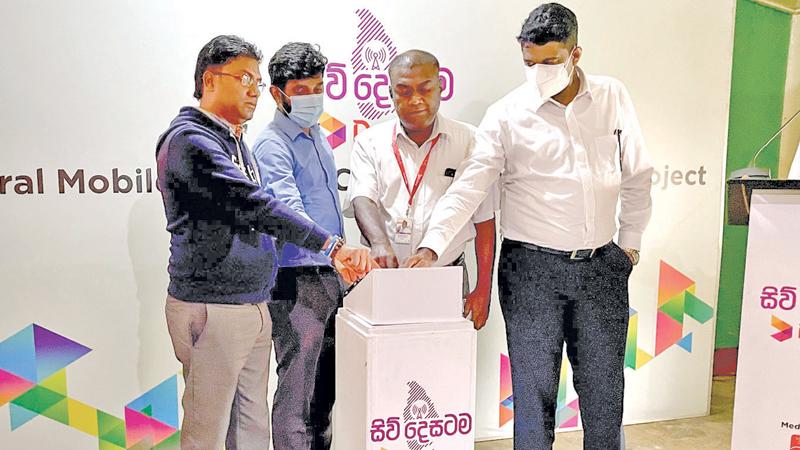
[370,380,472,449]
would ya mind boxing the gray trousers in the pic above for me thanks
[498,240,632,450]
[268,266,342,450]
[165,295,272,450]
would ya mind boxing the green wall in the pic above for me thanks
[716,0,792,350]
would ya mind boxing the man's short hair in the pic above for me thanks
[194,35,262,99]
[268,42,328,91]
[387,50,440,83]
[517,3,578,47]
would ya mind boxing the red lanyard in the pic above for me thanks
[392,124,442,212]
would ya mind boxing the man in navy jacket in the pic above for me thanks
[156,35,370,450]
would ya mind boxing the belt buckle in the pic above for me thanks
[570,248,596,260]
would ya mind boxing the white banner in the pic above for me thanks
[0,1,733,448]
[732,191,800,450]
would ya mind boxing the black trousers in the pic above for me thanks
[268,266,342,450]
[498,239,632,450]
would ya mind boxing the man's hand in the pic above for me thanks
[622,248,640,265]
[333,258,360,285]
[333,245,373,280]
[402,247,438,268]
[464,288,490,330]
[370,242,399,268]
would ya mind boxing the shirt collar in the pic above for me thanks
[272,108,317,141]
[528,66,594,111]
[394,114,448,147]
[193,106,247,138]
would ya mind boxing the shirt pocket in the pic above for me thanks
[429,174,455,194]
[592,135,621,175]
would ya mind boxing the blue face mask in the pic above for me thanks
[279,89,324,128]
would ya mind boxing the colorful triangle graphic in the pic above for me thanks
[67,398,99,436]
[125,408,178,447]
[97,409,127,447]
[32,324,91,382]
[499,404,514,428]
[677,333,693,352]
[0,325,38,382]
[126,376,179,429]
[685,291,714,324]
[152,431,180,450]
[11,384,65,415]
[0,368,35,406]
[10,403,39,430]
[658,261,695,307]
[557,398,580,428]
[98,441,126,450]
[40,369,67,396]
[625,310,639,369]
[499,354,512,405]
[41,397,70,425]
[635,349,653,369]
[655,311,683,355]
[771,315,793,342]
[556,403,578,428]
[499,353,514,427]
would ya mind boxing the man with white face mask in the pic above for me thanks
[252,42,346,450]
[404,3,654,449]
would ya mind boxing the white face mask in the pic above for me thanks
[279,89,324,128]
[524,48,577,99]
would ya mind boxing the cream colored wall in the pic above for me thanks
[779,13,800,177]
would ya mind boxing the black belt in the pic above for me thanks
[505,239,612,261]
[447,253,466,267]
[277,265,336,276]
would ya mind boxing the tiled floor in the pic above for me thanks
[475,377,734,450]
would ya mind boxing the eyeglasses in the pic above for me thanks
[212,71,267,92]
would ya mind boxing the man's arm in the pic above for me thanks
[352,197,398,268]
[345,137,399,268]
[408,108,506,265]
[161,130,372,275]
[616,82,654,257]
[464,217,496,330]
[251,137,312,221]
[405,111,506,267]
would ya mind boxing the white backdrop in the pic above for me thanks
[0,0,734,448]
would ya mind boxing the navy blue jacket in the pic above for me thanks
[156,107,330,304]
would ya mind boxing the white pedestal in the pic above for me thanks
[333,268,477,450]
[731,190,800,449]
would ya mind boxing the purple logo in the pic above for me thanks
[370,380,472,450]
[324,9,456,122]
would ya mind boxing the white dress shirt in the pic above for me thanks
[344,115,498,266]
[419,69,653,256]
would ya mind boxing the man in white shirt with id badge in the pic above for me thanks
[344,49,498,330]
[404,4,654,449]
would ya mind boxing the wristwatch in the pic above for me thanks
[624,248,640,265]
[322,235,345,259]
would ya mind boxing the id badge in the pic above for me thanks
[393,216,413,244]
